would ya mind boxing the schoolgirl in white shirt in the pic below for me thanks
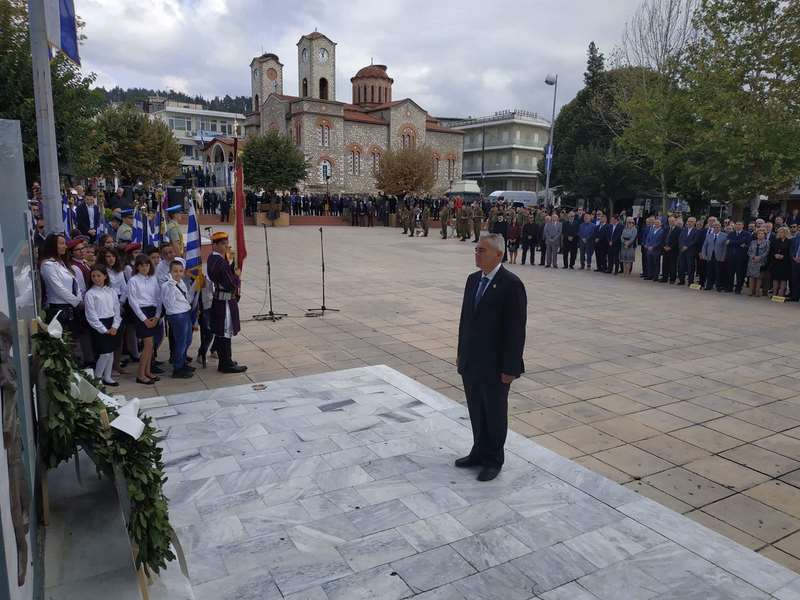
[84,265,122,386]
[127,254,162,385]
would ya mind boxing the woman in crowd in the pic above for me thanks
[747,228,770,297]
[620,217,638,276]
[126,254,162,384]
[97,234,115,250]
[39,234,80,328]
[770,226,791,298]
[84,265,121,386]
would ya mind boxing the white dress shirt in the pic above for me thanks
[160,277,193,315]
[40,259,80,307]
[127,274,162,321]
[155,259,171,286]
[84,286,121,333]
[481,262,502,285]
[108,269,128,304]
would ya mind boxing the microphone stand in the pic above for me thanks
[306,227,339,317]
[253,224,286,322]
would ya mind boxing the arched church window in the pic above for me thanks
[319,160,332,183]
[371,85,375,103]
[350,150,361,175]
[318,123,330,147]
[302,78,308,97]
[372,151,381,173]
[319,78,329,100]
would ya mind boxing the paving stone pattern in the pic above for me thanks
[113,225,800,575]
[155,365,800,599]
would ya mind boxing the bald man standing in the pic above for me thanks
[456,233,527,481]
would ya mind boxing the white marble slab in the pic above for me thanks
[160,365,800,599]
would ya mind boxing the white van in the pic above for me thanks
[488,190,541,207]
[445,180,482,203]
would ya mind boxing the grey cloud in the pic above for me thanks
[79,0,642,117]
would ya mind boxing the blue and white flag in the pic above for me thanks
[132,208,144,244]
[151,211,162,246]
[545,144,554,179]
[96,209,107,237]
[185,200,201,273]
[45,0,80,65]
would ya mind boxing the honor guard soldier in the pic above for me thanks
[439,202,450,239]
[421,205,431,237]
[116,209,134,245]
[165,205,184,254]
[459,204,473,242]
[399,205,408,234]
[472,201,483,243]
[207,232,247,373]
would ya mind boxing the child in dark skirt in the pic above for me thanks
[84,265,122,386]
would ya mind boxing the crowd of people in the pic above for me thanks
[429,202,800,301]
[33,187,249,387]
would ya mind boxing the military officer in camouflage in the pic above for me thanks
[472,201,483,243]
[439,202,450,239]
[459,204,473,242]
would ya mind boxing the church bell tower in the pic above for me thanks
[250,53,284,112]
[297,31,336,101]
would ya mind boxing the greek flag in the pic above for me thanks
[96,209,107,237]
[132,208,144,244]
[185,200,201,273]
[61,194,71,239]
[44,0,80,65]
[151,211,162,246]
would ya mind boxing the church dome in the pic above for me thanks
[352,64,393,81]
[351,64,393,106]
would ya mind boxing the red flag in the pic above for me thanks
[233,139,247,269]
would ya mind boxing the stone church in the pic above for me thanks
[244,31,463,195]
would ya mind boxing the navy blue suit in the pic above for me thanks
[728,230,752,292]
[644,226,666,280]
[661,225,681,282]
[594,224,610,271]
[678,227,702,284]
[76,203,101,241]
[458,266,527,468]
[607,223,624,273]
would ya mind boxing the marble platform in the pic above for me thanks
[155,366,800,599]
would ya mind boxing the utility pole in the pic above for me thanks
[29,0,63,234]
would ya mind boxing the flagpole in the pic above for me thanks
[29,0,62,234]
[231,138,238,266]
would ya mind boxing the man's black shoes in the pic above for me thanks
[454,456,480,468]
[477,467,501,482]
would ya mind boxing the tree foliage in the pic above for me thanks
[241,129,309,193]
[98,86,252,114]
[91,105,182,186]
[0,0,104,181]
[375,145,435,197]
[676,0,800,215]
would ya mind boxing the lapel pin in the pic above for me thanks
[492,284,496,288]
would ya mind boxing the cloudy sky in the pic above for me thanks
[78,0,643,119]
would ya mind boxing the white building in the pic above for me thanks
[446,110,551,194]
[146,98,245,169]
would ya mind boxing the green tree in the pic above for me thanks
[241,129,309,193]
[573,143,651,213]
[0,0,104,181]
[584,41,605,86]
[678,0,800,217]
[92,105,181,186]
[375,145,435,197]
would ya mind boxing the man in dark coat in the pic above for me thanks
[593,214,609,272]
[207,232,247,373]
[607,214,624,274]
[677,216,701,285]
[76,193,101,242]
[561,210,579,269]
[456,233,527,482]
[660,216,681,283]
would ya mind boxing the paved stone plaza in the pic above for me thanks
[155,365,800,599]
[113,224,800,575]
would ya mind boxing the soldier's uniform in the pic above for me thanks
[472,203,483,243]
[116,219,134,245]
[488,206,499,230]
[421,207,430,237]
[399,206,408,234]
[439,205,450,239]
[459,205,473,241]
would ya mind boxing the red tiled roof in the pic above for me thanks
[352,65,393,82]
[201,137,237,150]
[343,110,387,125]
[364,100,405,112]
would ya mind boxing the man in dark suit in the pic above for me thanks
[790,233,800,302]
[76,193,101,242]
[594,214,609,272]
[728,221,752,294]
[660,216,681,283]
[561,210,579,269]
[677,216,701,285]
[457,233,527,482]
[639,216,653,278]
[645,218,666,280]
[607,214,623,274]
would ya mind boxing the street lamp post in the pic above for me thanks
[544,73,558,208]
